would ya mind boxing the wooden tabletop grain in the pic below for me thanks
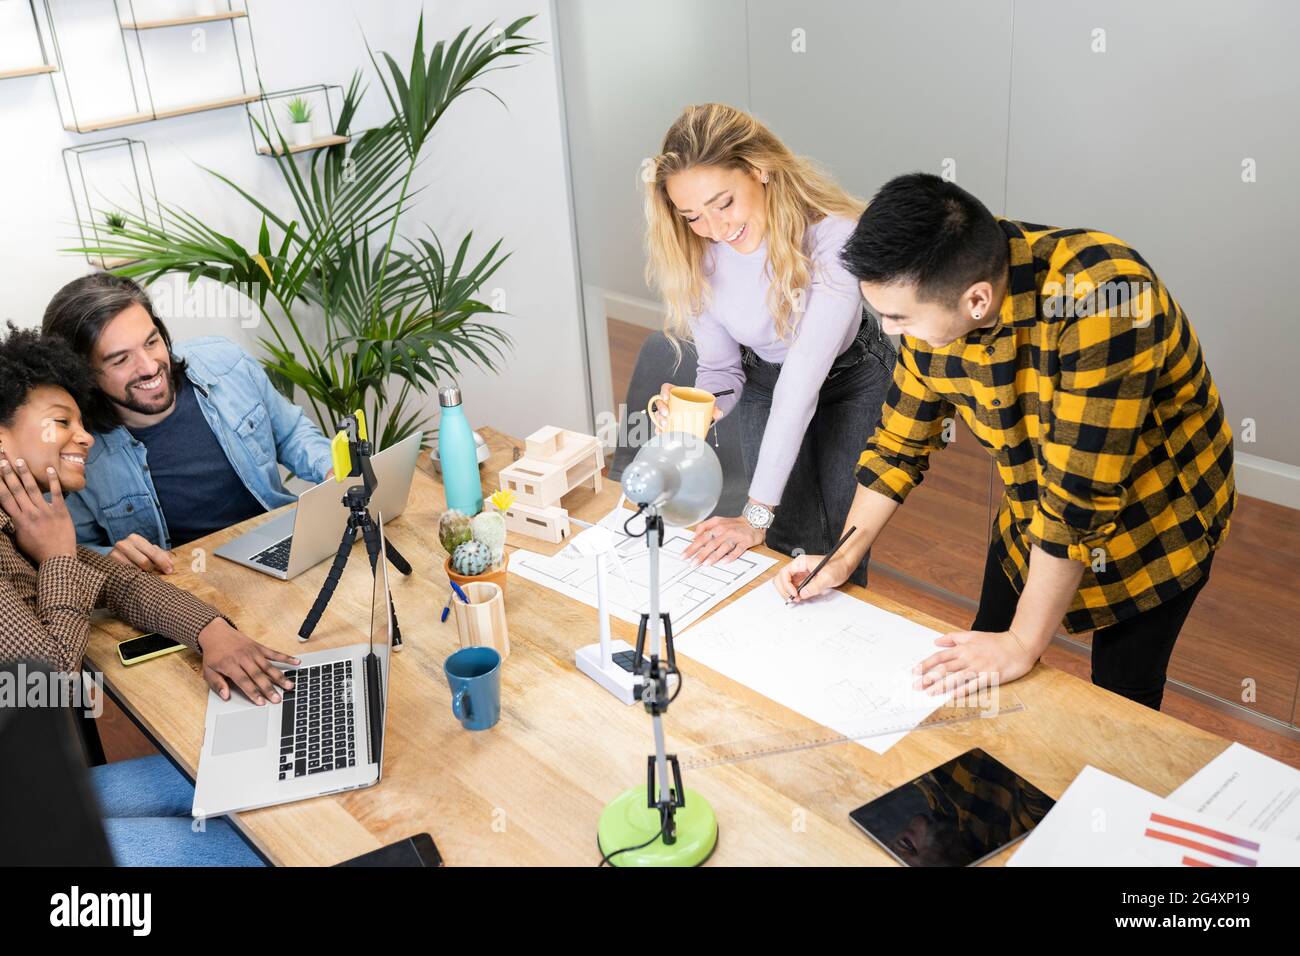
[83,427,1230,865]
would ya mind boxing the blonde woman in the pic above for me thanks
[644,103,895,584]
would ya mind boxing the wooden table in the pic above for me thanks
[84,427,1232,865]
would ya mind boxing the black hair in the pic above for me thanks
[41,272,187,432]
[840,173,1009,305]
[0,322,94,429]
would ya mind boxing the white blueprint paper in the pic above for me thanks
[673,584,950,753]
[509,507,777,634]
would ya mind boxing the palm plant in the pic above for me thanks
[72,15,541,450]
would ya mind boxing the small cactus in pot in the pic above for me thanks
[441,490,515,597]
[470,509,507,566]
[438,509,473,555]
[451,539,491,576]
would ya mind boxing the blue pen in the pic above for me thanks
[440,579,472,622]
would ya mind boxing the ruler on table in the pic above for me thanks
[678,693,1026,770]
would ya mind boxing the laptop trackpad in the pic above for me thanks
[212,707,270,756]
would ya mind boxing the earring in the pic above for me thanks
[760,172,769,184]
[972,311,982,321]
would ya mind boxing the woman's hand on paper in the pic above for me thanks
[685,515,762,565]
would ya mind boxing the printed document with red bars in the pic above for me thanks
[1008,765,1300,866]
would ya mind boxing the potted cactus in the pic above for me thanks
[440,490,513,597]
[285,96,315,147]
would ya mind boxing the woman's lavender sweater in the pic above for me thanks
[691,214,864,507]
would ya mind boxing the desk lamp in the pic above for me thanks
[596,431,722,866]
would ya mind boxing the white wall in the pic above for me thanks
[556,0,1300,509]
[0,0,590,441]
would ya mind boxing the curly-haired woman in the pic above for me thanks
[0,322,294,865]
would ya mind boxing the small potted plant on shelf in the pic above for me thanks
[285,96,314,147]
[104,210,128,236]
[440,490,513,596]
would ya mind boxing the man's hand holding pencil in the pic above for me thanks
[772,526,857,605]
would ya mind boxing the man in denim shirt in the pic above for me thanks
[43,274,332,574]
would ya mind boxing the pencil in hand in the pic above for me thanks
[786,526,857,606]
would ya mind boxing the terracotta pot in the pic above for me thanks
[445,551,508,601]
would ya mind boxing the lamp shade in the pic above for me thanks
[620,431,723,528]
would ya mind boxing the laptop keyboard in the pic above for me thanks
[278,661,357,780]
[251,536,293,572]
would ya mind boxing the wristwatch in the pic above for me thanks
[742,501,775,531]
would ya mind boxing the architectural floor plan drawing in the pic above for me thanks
[673,584,951,753]
[509,506,778,633]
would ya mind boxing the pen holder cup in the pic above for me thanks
[449,580,510,660]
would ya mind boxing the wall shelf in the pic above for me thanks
[257,133,349,156]
[62,137,163,272]
[120,10,247,30]
[0,0,56,80]
[0,63,57,80]
[246,84,351,158]
[43,0,264,135]
[89,255,140,269]
[64,91,260,132]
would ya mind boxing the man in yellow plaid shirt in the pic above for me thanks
[774,173,1235,711]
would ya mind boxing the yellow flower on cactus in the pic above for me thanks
[489,489,514,513]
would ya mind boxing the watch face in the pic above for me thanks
[746,504,773,528]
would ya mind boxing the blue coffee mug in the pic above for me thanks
[444,646,501,731]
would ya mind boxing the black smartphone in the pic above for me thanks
[117,632,187,667]
[335,833,444,867]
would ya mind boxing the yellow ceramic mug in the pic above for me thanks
[646,386,716,439]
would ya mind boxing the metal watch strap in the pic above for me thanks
[744,502,774,530]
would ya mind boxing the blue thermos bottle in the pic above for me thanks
[438,386,483,516]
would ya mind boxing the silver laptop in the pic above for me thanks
[214,431,421,580]
[192,515,395,819]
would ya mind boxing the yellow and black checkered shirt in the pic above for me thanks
[856,219,1236,634]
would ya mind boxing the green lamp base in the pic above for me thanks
[597,785,718,867]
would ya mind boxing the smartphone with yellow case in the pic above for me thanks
[118,632,187,666]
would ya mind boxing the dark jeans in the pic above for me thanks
[970,545,1215,711]
[737,311,896,586]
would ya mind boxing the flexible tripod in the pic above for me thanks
[298,414,411,644]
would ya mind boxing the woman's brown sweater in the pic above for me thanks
[0,512,223,671]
